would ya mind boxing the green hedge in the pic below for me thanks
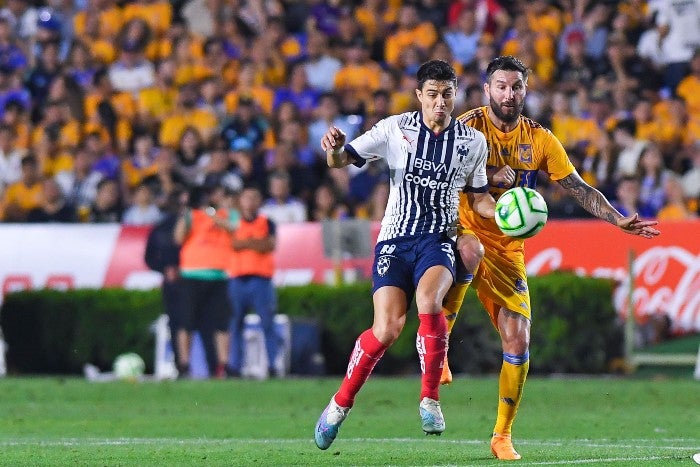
[0,272,622,375]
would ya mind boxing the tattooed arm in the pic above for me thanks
[557,172,660,238]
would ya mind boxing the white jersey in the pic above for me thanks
[346,111,488,242]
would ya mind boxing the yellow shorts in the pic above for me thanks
[460,227,532,328]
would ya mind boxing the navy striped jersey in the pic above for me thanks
[345,111,489,242]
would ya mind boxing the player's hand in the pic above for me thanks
[616,213,661,239]
[491,165,515,188]
[321,126,346,153]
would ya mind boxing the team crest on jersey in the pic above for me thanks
[376,255,392,276]
[518,145,532,163]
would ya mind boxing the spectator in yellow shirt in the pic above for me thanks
[0,153,43,222]
[383,4,438,67]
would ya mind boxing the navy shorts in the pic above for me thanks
[372,232,456,304]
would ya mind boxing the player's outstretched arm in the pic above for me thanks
[321,126,350,168]
[468,191,496,219]
[557,172,660,239]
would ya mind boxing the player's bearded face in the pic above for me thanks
[487,70,526,124]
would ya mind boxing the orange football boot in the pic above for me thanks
[440,355,452,385]
[491,433,521,460]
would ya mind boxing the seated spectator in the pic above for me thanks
[613,119,648,178]
[0,16,28,76]
[259,169,307,224]
[137,57,177,129]
[224,59,274,117]
[55,143,103,213]
[307,92,361,160]
[1,99,30,151]
[636,143,672,217]
[122,0,172,40]
[611,175,654,218]
[86,177,122,222]
[200,144,242,192]
[265,141,316,203]
[333,37,382,108]
[656,174,697,221]
[72,0,123,45]
[26,177,77,222]
[25,39,62,122]
[108,36,156,95]
[443,8,480,67]
[310,183,349,221]
[122,182,162,226]
[122,131,160,194]
[159,82,217,148]
[383,4,438,68]
[0,153,42,221]
[680,142,700,200]
[272,62,319,122]
[175,126,208,186]
[353,181,389,222]
[31,99,79,176]
[0,123,25,193]
[84,130,120,181]
[220,97,271,155]
[303,30,342,92]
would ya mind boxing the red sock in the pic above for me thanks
[334,329,388,408]
[416,313,448,400]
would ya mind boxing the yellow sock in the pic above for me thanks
[441,278,471,333]
[493,353,529,436]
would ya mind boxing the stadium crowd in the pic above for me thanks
[0,0,698,225]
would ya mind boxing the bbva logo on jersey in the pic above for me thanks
[413,158,447,173]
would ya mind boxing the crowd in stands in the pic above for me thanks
[0,0,699,226]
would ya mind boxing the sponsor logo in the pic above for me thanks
[404,173,449,189]
[346,339,364,378]
[413,158,447,173]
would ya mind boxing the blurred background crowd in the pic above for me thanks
[0,0,699,226]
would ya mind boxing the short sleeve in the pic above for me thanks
[345,116,393,167]
[541,131,576,181]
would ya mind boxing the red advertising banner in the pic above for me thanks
[0,220,698,331]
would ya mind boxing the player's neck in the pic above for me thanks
[424,116,452,134]
[486,106,519,133]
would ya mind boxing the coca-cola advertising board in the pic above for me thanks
[0,220,698,331]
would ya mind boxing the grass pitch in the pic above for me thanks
[0,375,698,466]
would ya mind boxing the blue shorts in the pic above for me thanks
[372,232,456,304]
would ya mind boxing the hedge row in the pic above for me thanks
[0,272,622,375]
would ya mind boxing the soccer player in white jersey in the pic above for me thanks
[314,59,496,450]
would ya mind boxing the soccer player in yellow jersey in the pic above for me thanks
[441,56,661,460]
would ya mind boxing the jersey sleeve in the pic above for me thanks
[345,116,393,168]
[464,130,490,192]
[540,130,576,181]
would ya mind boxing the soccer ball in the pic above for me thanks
[113,352,145,381]
[494,187,548,239]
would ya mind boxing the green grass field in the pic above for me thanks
[1,375,698,466]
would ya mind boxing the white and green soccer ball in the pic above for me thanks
[494,187,548,239]
[113,352,145,381]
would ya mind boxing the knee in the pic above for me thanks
[372,315,406,345]
[457,236,484,273]
[502,330,530,356]
[414,291,443,316]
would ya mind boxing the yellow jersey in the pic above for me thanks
[457,106,575,251]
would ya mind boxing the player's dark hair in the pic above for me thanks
[485,56,529,83]
[416,59,457,90]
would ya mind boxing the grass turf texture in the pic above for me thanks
[1,376,698,466]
